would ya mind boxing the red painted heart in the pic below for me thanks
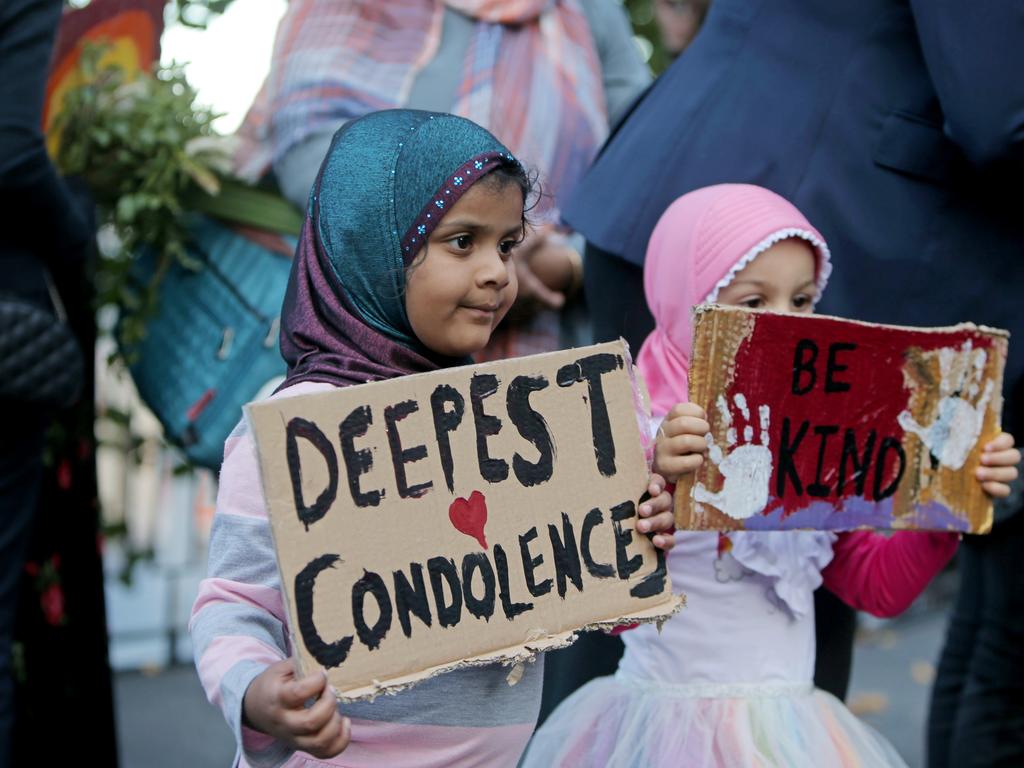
[448,490,488,549]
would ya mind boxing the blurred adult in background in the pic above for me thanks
[232,0,653,728]
[653,0,709,58]
[561,0,1024,728]
[929,475,1024,768]
[234,0,651,360]
[0,1,117,765]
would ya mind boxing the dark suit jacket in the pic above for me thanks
[0,0,92,304]
[564,0,1024,433]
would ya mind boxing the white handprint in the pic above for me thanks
[694,394,772,520]
[897,342,992,470]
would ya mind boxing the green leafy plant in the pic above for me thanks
[52,45,229,348]
[624,0,670,74]
[51,44,302,352]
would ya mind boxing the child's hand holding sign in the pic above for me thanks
[244,661,351,760]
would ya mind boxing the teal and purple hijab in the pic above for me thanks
[279,109,522,389]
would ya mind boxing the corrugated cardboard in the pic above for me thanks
[247,340,682,700]
[676,306,1008,533]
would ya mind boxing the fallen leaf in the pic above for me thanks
[848,691,889,716]
[911,660,936,685]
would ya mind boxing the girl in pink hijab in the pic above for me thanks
[524,185,1020,767]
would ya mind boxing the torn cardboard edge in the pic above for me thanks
[245,341,659,662]
[622,339,656,465]
[322,594,685,702]
[679,305,1008,532]
[245,338,679,701]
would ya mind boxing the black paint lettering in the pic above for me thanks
[340,405,383,507]
[427,556,463,628]
[825,343,857,393]
[286,418,338,531]
[385,400,432,498]
[494,544,533,620]
[461,553,497,621]
[430,385,465,494]
[807,425,840,497]
[519,526,552,597]
[470,374,509,483]
[294,554,352,668]
[580,508,615,578]
[837,429,876,497]
[506,375,555,487]
[393,563,432,638]
[556,353,623,477]
[611,501,643,580]
[792,339,819,395]
[873,436,906,500]
[547,512,583,598]
[776,418,809,497]
[351,570,392,651]
[630,542,667,599]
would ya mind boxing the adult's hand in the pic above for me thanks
[507,226,581,325]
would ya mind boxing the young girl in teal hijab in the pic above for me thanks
[191,110,677,767]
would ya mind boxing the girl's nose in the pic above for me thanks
[477,246,511,288]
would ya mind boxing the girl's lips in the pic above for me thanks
[461,304,498,321]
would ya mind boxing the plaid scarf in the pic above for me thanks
[235,0,607,221]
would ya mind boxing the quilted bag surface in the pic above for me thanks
[125,215,296,469]
[0,295,83,408]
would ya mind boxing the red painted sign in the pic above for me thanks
[676,306,1007,533]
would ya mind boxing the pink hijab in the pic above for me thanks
[636,184,833,416]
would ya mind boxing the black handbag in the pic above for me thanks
[0,270,83,408]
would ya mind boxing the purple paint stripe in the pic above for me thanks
[743,496,969,532]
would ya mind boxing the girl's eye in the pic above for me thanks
[740,297,765,309]
[792,294,814,309]
[498,239,518,258]
[452,235,473,251]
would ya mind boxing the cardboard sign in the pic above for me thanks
[247,341,681,699]
[676,306,1008,533]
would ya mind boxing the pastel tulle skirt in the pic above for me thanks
[522,673,908,768]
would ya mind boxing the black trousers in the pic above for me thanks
[539,242,856,717]
[927,508,1024,768]
[0,408,47,768]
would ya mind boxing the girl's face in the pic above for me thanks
[715,238,819,314]
[405,176,522,357]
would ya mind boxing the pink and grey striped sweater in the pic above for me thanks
[190,382,542,768]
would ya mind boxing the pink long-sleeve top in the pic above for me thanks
[189,382,543,768]
[822,530,959,617]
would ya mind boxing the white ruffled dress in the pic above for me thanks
[522,530,908,767]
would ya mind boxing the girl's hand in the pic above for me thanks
[976,432,1020,498]
[638,473,677,551]
[243,660,351,759]
[653,402,710,482]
